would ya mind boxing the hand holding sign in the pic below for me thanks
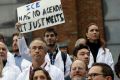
[15,22,22,32]
[17,0,65,33]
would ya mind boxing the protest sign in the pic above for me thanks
[17,0,65,33]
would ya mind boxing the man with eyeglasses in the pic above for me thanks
[16,38,64,80]
[15,23,72,77]
[65,60,87,80]
[87,63,114,80]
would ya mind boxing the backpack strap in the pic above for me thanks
[61,52,67,74]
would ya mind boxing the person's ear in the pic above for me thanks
[86,33,89,39]
[29,49,32,56]
[56,37,58,42]
[73,56,77,61]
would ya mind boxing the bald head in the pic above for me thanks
[70,60,87,80]
[71,60,86,70]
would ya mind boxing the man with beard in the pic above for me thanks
[16,38,64,80]
[44,27,72,77]
[12,32,31,71]
[65,60,87,80]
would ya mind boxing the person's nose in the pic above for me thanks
[87,76,92,80]
[36,77,41,80]
[35,48,40,52]
[0,49,3,52]
[76,68,79,71]
[85,54,89,58]
[93,30,97,34]
[38,78,41,80]
[47,36,52,39]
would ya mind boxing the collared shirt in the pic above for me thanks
[14,53,23,70]
[13,53,31,71]
[48,47,58,65]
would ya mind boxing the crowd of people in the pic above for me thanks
[0,22,120,80]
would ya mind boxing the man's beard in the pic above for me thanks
[48,44,55,47]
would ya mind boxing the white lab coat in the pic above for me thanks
[88,47,114,70]
[18,36,31,61]
[7,51,15,65]
[18,36,72,76]
[45,49,72,77]
[2,61,21,80]
[16,62,64,80]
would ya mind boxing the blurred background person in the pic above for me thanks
[75,38,86,47]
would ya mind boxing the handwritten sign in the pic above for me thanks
[17,0,65,33]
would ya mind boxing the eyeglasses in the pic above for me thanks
[86,73,104,78]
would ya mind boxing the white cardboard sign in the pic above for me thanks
[17,0,65,33]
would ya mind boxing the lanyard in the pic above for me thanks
[48,48,58,65]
